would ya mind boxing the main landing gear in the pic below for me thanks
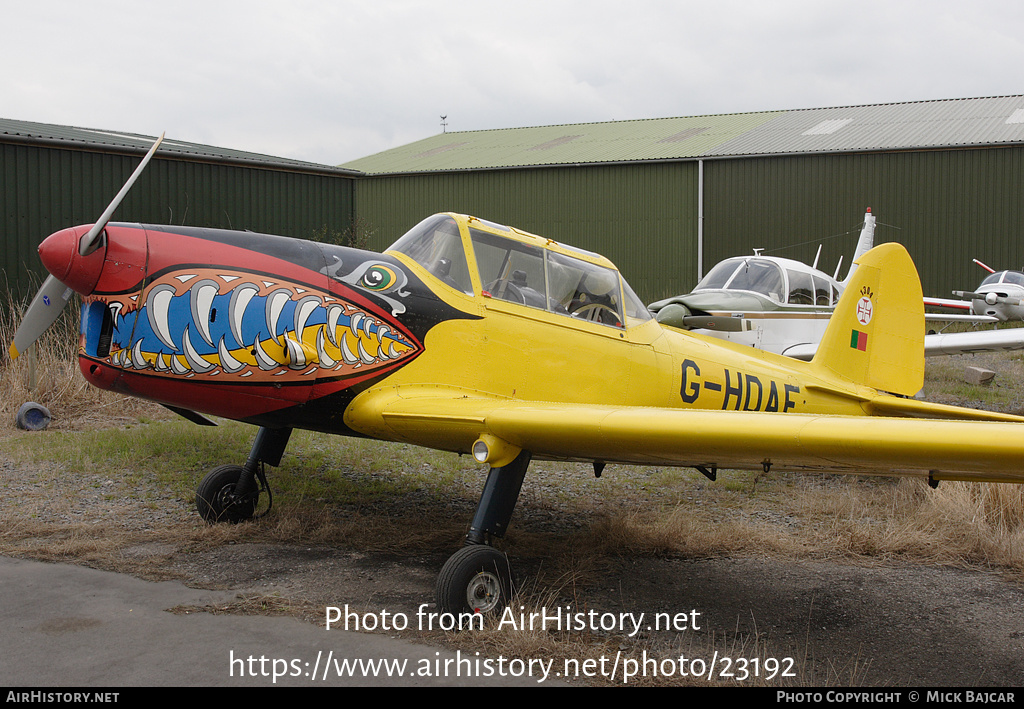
[195,427,292,523]
[436,450,531,616]
[195,430,530,618]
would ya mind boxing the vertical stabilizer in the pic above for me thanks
[813,242,924,397]
[842,209,876,283]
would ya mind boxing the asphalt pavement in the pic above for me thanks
[0,556,552,687]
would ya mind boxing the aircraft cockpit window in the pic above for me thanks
[620,276,653,324]
[981,272,1004,286]
[814,277,831,306]
[547,251,624,326]
[786,269,814,305]
[471,229,547,307]
[470,230,625,327]
[388,215,473,295]
[694,260,739,291]
[728,260,784,300]
[696,259,791,302]
[1002,271,1024,286]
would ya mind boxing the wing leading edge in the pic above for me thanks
[345,387,1024,484]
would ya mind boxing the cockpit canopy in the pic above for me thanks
[980,270,1024,287]
[388,214,652,328]
[694,257,838,306]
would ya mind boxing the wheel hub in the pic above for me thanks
[466,571,501,614]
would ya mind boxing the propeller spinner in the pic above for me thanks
[8,133,165,360]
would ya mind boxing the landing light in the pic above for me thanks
[471,434,521,468]
[472,440,490,462]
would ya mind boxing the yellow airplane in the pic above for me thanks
[11,137,1024,617]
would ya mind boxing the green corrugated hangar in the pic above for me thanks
[1,119,360,296]
[4,96,1023,306]
[344,95,1024,304]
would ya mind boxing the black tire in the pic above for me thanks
[436,545,515,616]
[195,464,258,524]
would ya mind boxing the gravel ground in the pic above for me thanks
[3,424,1024,688]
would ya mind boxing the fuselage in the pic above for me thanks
[648,255,840,356]
[970,271,1024,321]
[44,214,880,452]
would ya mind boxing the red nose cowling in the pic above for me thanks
[38,226,107,295]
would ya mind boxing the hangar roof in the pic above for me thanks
[0,118,362,177]
[343,95,1024,175]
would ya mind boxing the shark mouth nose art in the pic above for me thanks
[92,268,419,380]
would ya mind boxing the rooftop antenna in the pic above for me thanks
[440,115,448,133]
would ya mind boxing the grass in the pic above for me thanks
[1,292,158,428]
[3,296,1024,684]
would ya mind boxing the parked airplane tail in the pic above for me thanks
[842,208,877,283]
[812,242,924,397]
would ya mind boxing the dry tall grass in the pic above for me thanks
[3,294,1024,575]
[1,293,159,428]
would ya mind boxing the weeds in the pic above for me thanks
[1,290,162,428]
[4,299,1024,684]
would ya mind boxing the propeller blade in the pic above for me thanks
[8,275,74,360]
[682,315,749,332]
[79,132,165,256]
[954,291,1020,306]
[9,131,165,360]
[953,291,984,301]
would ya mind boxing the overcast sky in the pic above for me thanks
[3,0,1023,166]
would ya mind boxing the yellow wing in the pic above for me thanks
[345,386,1024,484]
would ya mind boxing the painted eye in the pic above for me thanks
[360,265,398,291]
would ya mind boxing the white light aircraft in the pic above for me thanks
[925,259,1024,323]
[649,210,1024,360]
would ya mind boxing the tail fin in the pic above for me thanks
[842,209,876,283]
[812,242,924,397]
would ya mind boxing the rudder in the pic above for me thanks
[812,243,924,397]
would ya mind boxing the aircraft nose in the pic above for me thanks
[37,225,106,295]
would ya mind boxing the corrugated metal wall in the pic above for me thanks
[1,142,356,296]
[357,145,1024,303]
[703,147,1024,298]
[7,138,1019,306]
[357,162,699,303]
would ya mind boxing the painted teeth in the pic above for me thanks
[131,340,149,370]
[147,284,179,351]
[190,280,219,346]
[339,331,360,364]
[316,328,337,368]
[294,296,321,338]
[170,354,190,375]
[265,289,291,338]
[229,283,259,348]
[376,326,391,360]
[182,326,215,373]
[253,335,279,371]
[126,277,414,377]
[218,336,246,374]
[326,305,342,346]
[349,312,364,338]
[357,337,376,365]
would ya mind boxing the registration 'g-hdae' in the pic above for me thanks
[11,137,1024,617]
